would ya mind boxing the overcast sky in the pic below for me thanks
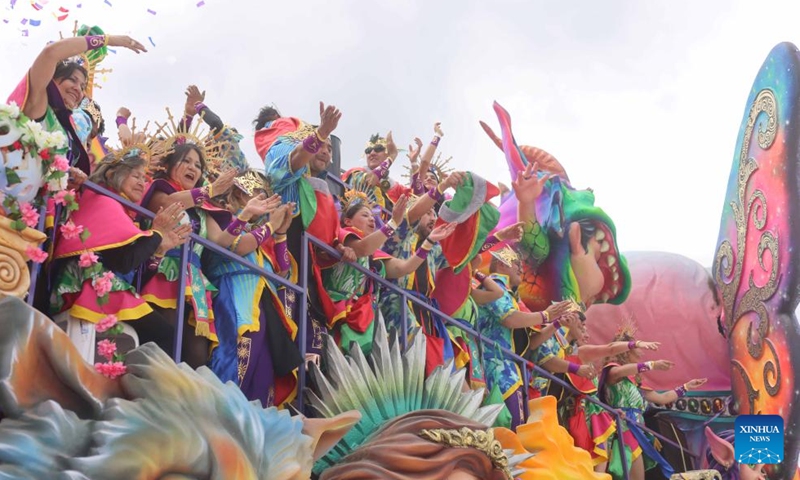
[2,0,799,267]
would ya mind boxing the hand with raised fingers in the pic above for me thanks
[184,85,206,116]
[317,102,342,138]
[434,122,444,137]
[391,194,408,227]
[495,221,524,242]
[512,162,552,203]
[106,35,147,54]
[427,222,457,242]
[211,168,237,197]
[152,202,186,232]
[386,131,398,161]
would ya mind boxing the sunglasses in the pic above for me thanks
[364,145,386,154]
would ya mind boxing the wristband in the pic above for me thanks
[415,246,430,260]
[551,319,561,330]
[250,223,273,245]
[302,134,322,154]
[474,271,487,282]
[275,240,291,271]
[194,102,207,115]
[674,384,688,398]
[637,362,650,373]
[315,129,327,141]
[380,223,395,237]
[115,116,128,127]
[431,135,441,147]
[427,186,444,203]
[190,186,210,206]
[372,159,392,180]
[225,217,247,236]
[85,35,106,50]
[541,309,550,323]
[480,234,500,252]
[628,340,637,350]
[567,362,580,374]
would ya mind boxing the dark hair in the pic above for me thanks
[156,143,206,188]
[253,105,281,131]
[577,219,598,254]
[340,203,371,227]
[53,60,88,83]
[89,154,146,192]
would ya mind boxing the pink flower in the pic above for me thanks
[94,361,127,379]
[97,339,117,360]
[93,273,114,297]
[19,202,39,228]
[53,155,69,173]
[78,251,99,268]
[95,314,118,333]
[52,189,75,206]
[60,221,84,240]
[24,246,48,263]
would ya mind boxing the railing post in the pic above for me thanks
[296,232,310,415]
[616,413,630,480]
[172,241,190,364]
[26,203,49,306]
[400,291,408,351]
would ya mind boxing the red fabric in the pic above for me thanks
[565,355,599,394]
[274,373,296,408]
[7,73,29,107]
[425,334,447,377]
[568,398,595,453]
[431,267,472,316]
[254,117,301,159]
[307,188,338,247]
[342,292,375,334]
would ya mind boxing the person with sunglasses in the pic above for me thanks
[341,132,399,221]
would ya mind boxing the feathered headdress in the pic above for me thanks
[154,108,226,178]
[365,133,387,149]
[614,316,638,341]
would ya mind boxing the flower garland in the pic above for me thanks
[1,102,126,379]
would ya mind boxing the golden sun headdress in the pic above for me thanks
[341,175,376,214]
[155,108,226,179]
[418,427,530,480]
[107,118,156,166]
[404,151,454,182]
[490,245,520,268]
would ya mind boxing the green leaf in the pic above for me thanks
[97,294,109,307]
[79,228,91,242]
[113,352,125,363]
[10,219,26,231]
[4,168,20,186]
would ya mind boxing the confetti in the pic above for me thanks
[148,36,155,46]
[2,18,8,23]
[9,0,16,9]
[19,17,26,23]
[146,8,155,14]
[30,0,41,10]
[28,18,40,25]
[107,48,116,53]
[21,28,28,36]
[75,3,80,7]
[103,0,111,5]
[196,0,204,6]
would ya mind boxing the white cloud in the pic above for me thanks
[3,0,800,267]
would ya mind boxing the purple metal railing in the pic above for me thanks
[25,179,706,479]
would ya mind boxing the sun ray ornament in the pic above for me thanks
[154,107,227,180]
[305,318,533,478]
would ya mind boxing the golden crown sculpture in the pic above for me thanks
[418,427,524,480]
[234,169,270,197]
[341,178,375,213]
[108,118,158,166]
[154,108,226,177]
[490,245,520,268]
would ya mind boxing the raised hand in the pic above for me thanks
[242,193,281,220]
[116,107,131,120]
[652,360,675,371]
[391,194,408,226]
[440,171,466,191]
[635,340,660,351]
[427,222,457,242]
[277,202,295,233]
[106,35,147,54]
[407,138,422,164]
[152,201,186,232]
[268,204,290,231]
[318,102,342,138]
[386,131,398,161]
[184,85,205,116]
[157,223,192,253]
[512,162,552,203]
[495,221,524,242]
[434,122,444,137]
[685,378,708,390]
[545,300,574,321]
[211,168,237,197]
